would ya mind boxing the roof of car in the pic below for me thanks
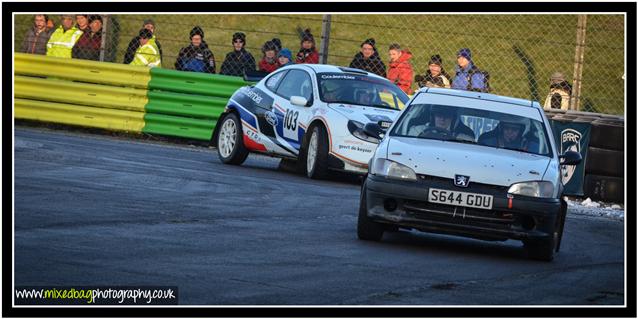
[293,63,387,81]
[420,87,540,108]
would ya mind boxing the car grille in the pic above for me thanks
[403,200,515,230]
[417,174,509,193]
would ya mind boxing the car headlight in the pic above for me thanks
[347,120,381,144]
[370,158,417,182]
[508,181,555,198]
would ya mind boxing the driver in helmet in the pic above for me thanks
[321,81,341,102]
[478,116,539,152]
[409,105,475,141]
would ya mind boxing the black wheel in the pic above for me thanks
[216,113,249,165]
[357,184,385,241]
[304,125,330,179]
[524,216,559,261]
[555,197,568,252]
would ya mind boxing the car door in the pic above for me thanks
[271,69,314,155]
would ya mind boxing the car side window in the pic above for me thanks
[265,70,287,92]
[276,70,313,101]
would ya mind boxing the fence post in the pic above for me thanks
[570,14,587,111]
[319,14,332,64]
[99,15,109,62]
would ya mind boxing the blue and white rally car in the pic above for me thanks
[212,64,410,178]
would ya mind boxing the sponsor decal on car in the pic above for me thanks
[265,111,278,127]
[560,128,581,184]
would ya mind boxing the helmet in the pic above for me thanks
[498,115,528,135]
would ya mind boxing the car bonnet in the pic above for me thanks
[328,103,400,125]
[387,136,552,187]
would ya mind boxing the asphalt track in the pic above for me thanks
[14,126,625,305]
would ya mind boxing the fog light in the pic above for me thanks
[384,199,398,212]
[521,216,536,231]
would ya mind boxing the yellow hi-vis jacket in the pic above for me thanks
[46,25,83,58]
[131,42,161,68]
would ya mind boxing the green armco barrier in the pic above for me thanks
[148,68,248,98]
[146,91,227,119]
[14,53,151,88]
[15,98,145,132]
[143,113,217,140]
[15,76,148,112]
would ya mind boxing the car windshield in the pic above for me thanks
[390,103,553,157]
[317,73,409,110]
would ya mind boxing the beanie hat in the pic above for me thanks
[300,29,315,44]
[88,15,103,24]
[428,54,443,66]
[142,19,155,28]
[278,48,293,61]
[232,32,246,44]
[190,26,204,39]
[139,28,153,39]
[262,40,278,53]
[550,72,566,83]
[271,38,282,51]
[457,48,472,61]
[361,38,376,49]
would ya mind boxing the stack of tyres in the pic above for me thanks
[584,118,625,203]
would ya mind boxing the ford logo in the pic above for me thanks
[265,111,278,127]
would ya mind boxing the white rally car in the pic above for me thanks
[212,64,410,179]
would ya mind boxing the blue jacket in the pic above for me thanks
[451,62,488,92]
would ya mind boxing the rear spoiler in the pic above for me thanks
[244,70,269,83]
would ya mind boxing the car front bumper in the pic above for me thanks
[364,174,561,241]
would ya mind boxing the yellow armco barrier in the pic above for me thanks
[15,98,145,132]
[15,76,148,112]
[14,53,151,88]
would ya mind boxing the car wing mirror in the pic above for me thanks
[378,120,393,131]
[363,122,385,140]
[290,96,308,107]
[558,150,582,166]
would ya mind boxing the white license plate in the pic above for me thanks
[428,188,493,210]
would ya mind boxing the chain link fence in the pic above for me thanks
[14,13,624,115]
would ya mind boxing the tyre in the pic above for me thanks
[524,235,556,262]
[590,120,624,151]
[357,184,385,241]
[585,147,624,177]
[584,174,624,203]
[304,125,330,179]
[216,113,249,165]
[524,215,559,261]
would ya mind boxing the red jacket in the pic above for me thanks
[387,50,414,95]
[259,57,279,73]
[295,48,319,64]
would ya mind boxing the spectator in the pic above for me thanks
[349,38,386,77]
[415,54,451,89]
[451,48,489,92]
[295,28,319,64]
[130,28,161,67]
[124,19,163,64]
[220,32,256,76]
[386,43,414,95]
[278,48,294,67]
[175,26,216,73]
[543,72,572,110]
[46,17,55,30]
[75,14,89,33]
[271,38,282,52]
[72,15,103,61]
[258,40,279,73]
[20,14,53,55]
[46,14,82,58]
